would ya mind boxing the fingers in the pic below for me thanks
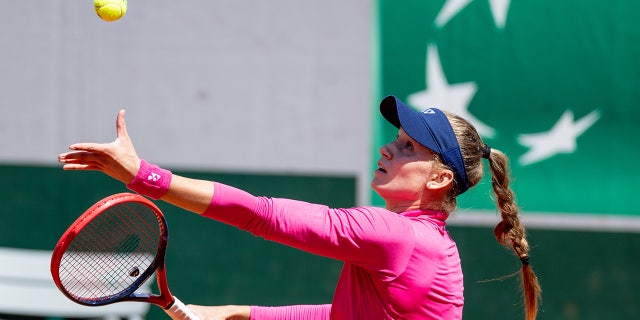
[67,142,108,153]
[58,151,102,168]
[64,110,128,152]
[60,163,98,171]
[59,157,102,171]
[116,109,129,140]
[58,109,139,184]
[60,143,115,172]
[58,150,95,162]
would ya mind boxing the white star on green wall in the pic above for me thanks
[435,0,511,29]
[407,44,495,138]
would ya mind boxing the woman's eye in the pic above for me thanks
[404,141,414,150]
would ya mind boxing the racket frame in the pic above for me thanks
[50,193,176,309]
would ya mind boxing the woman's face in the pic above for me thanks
[371,128,442,211]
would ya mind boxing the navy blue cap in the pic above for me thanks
[380,95,470,195]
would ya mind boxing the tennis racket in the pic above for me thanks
[50,192,199,320]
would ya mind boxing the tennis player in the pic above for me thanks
[58,96,541,320]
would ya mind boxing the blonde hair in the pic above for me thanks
[442,112,542,320]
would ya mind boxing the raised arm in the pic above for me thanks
[58,109,214,214]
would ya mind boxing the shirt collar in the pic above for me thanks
[400,209,449,222]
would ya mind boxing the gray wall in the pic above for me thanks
[0,0,373,203]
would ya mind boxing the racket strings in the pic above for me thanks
[58,201,164,303]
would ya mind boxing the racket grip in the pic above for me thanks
[165,296,200,320]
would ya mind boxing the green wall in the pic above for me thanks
[450,226,640,319]
[371,2,640,317]
[373,0,640,215]
[2,165,640,319]
[0,165,351,318]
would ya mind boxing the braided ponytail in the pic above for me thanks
[486,148,541,320]
[444,112,542,320]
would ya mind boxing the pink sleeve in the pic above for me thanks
[203,182,415,275]
[250,304,331,320]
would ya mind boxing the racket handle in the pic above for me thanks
[165,296,200,320]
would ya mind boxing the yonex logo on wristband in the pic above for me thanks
[127,160,172,200]
[148,172,161,182]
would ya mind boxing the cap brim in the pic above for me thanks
[380,95,402,128]
[380,95,441,153]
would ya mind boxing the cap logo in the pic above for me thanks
[422,108,436,114]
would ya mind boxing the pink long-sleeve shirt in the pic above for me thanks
[203,182,464,319]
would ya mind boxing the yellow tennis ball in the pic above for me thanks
[94,0,127,22]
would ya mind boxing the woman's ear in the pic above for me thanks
[425,169,454,191]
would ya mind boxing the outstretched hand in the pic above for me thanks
[58,109,141,184]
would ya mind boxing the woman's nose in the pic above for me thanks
[379,144,392,159]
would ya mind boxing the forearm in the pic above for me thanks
[187,304,251,320]
[122,159,214,214]
[250,304,331,320]
[161,174,215,214]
